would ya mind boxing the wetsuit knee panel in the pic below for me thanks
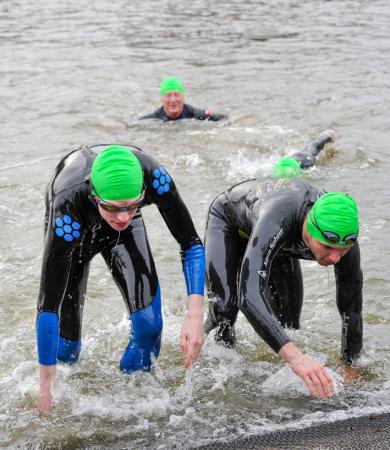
[36,311,59,365]
[120,286,163,373]
[131,286,163,342]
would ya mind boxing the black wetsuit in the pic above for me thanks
[36,144,205,372]
[204,179,363,364]
[140,104,225,121]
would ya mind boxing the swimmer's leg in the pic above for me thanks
[102,213,162,372]
[290,129,336,169]
[204,200,246,347]
[56,259,91,363]
[120,287,163,372]
[266,255,303,329]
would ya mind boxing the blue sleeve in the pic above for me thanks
[36,311,59,365]
[183,243,205,296]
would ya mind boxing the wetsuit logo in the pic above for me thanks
[263,228,284,268]
[152,167,171,195]
[55,215,81,242]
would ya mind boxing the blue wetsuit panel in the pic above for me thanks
[183,243,205,295]
[120,285,163,372]
[37,312,59,365]
[57,336,81,363]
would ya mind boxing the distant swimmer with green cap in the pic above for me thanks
[36,144,205,412]
[253,128,336,179]
[140,76,226,122]
[204,148,363,400]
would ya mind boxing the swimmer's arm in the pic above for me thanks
[36,232,75,412]
[334,244,363,363]
[205,111,226,121]
[238,209,292,352]
[181,244,205,368]
[139,111,158,120]
[36,310,59,412]
[190,105,225,121]
[303,129,336,158]
[146,164,205,367]
[279,342,335,399]
[38,365,55,412]
[290,129,336,169]
[180,294,204,368]
[239,205,334,399]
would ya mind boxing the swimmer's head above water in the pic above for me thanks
[159,77,185,119]
[90,145,145,231]
[306,192,359,247]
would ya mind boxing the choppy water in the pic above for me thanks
[1,0,389,448]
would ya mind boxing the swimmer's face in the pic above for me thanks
[303,219,351,266]
[307,236,350,266]
[97,198,139,231]
[161,91,184,119]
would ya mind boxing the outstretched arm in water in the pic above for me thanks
[290,129,336,169]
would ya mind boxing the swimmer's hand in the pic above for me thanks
[180,294,204,368]
[279,342,335,399]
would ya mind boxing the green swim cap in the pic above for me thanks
[91,145,143,201]
[160,77,185,96]
[272,157,304,178]
[306,192,359,247]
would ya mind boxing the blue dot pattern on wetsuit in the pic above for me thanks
[152,166,171,195]
[55,214,81,242]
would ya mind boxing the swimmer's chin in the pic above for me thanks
[317,260,333,267]
[109,222,131,231]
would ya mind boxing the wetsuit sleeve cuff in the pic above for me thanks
[182,244,205,296]
[37,311,59,365]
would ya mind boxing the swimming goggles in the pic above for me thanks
[311,216,358,246]
[92,191,145,213]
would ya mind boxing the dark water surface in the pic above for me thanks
[1,1,389,448]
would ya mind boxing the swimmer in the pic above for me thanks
[36,145,205,412]
[204,160,362,399]
[140,77,226,122]
[258,129,336,179]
